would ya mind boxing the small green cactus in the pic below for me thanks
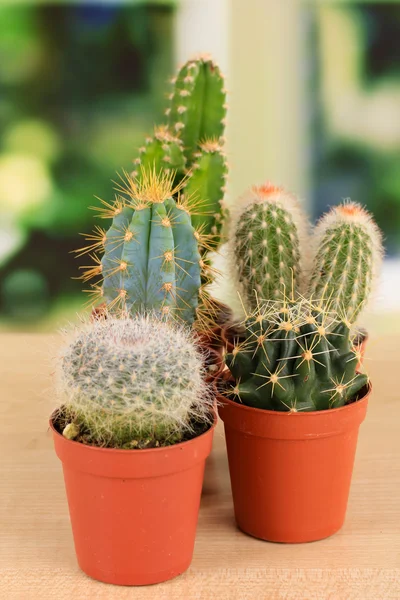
[309,201,383,322]
[225,299,368,412]
[56,314,212,447]
[78,168,209,325]
[229,183,308,312]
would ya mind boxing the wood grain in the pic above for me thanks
[1,333,399,599]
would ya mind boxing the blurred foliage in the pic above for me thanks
[1,2,399,329]
[312,4,400,255]
[0,2,174,326]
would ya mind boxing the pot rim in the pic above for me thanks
[217,383,371,439]
[49,408,217,456]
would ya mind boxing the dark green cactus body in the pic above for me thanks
[231,185,305,311]
[225,301,368,412]
[168,56,226,162]
[100,174,201,324]
[309,203,382,323]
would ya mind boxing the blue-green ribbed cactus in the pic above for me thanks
[309,201,383,323]
[229,183,308,312]
[78,168,205,325]
[225,299,368,412]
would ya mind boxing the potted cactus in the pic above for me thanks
[218,184,383,543]
[50,314,216,585]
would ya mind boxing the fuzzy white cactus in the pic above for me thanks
[56,314,212,447]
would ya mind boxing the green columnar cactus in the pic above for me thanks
[225,299,368,412]
[167,54,226,162]
[229,183,308,312]
[130,56,228,251]
[164,54,228,251]
[309,202,383,322]
[131,126,185,179]
[184,140,228,242]
[79,168,205,325]
[56,315,212,447]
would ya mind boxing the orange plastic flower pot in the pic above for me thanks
[218,388,370,543]
[51,414,216,585]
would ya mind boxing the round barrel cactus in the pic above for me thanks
[56,315,212,447]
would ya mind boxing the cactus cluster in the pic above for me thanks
[132,55,228,251]
[225,299,368,412]
[229,185,383,325]
[77,56,230,329]
[56,314,212,447]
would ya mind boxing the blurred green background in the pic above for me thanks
[0,1,399,330]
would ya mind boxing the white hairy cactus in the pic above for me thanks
[56,314,212,447]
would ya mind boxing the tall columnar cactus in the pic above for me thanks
[225,299,368,412]
[184,139,228,241]
[56,315,212,447]
[229,183,308,313]
[167,55,228,249]
[78,168,207,325]
[131,55,228,251]
[309,201,383,323]
[166,54,227,163]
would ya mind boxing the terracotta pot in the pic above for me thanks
[218,386,370,543]
[51,413,216,585]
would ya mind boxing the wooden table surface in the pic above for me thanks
[1,333,399,599]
